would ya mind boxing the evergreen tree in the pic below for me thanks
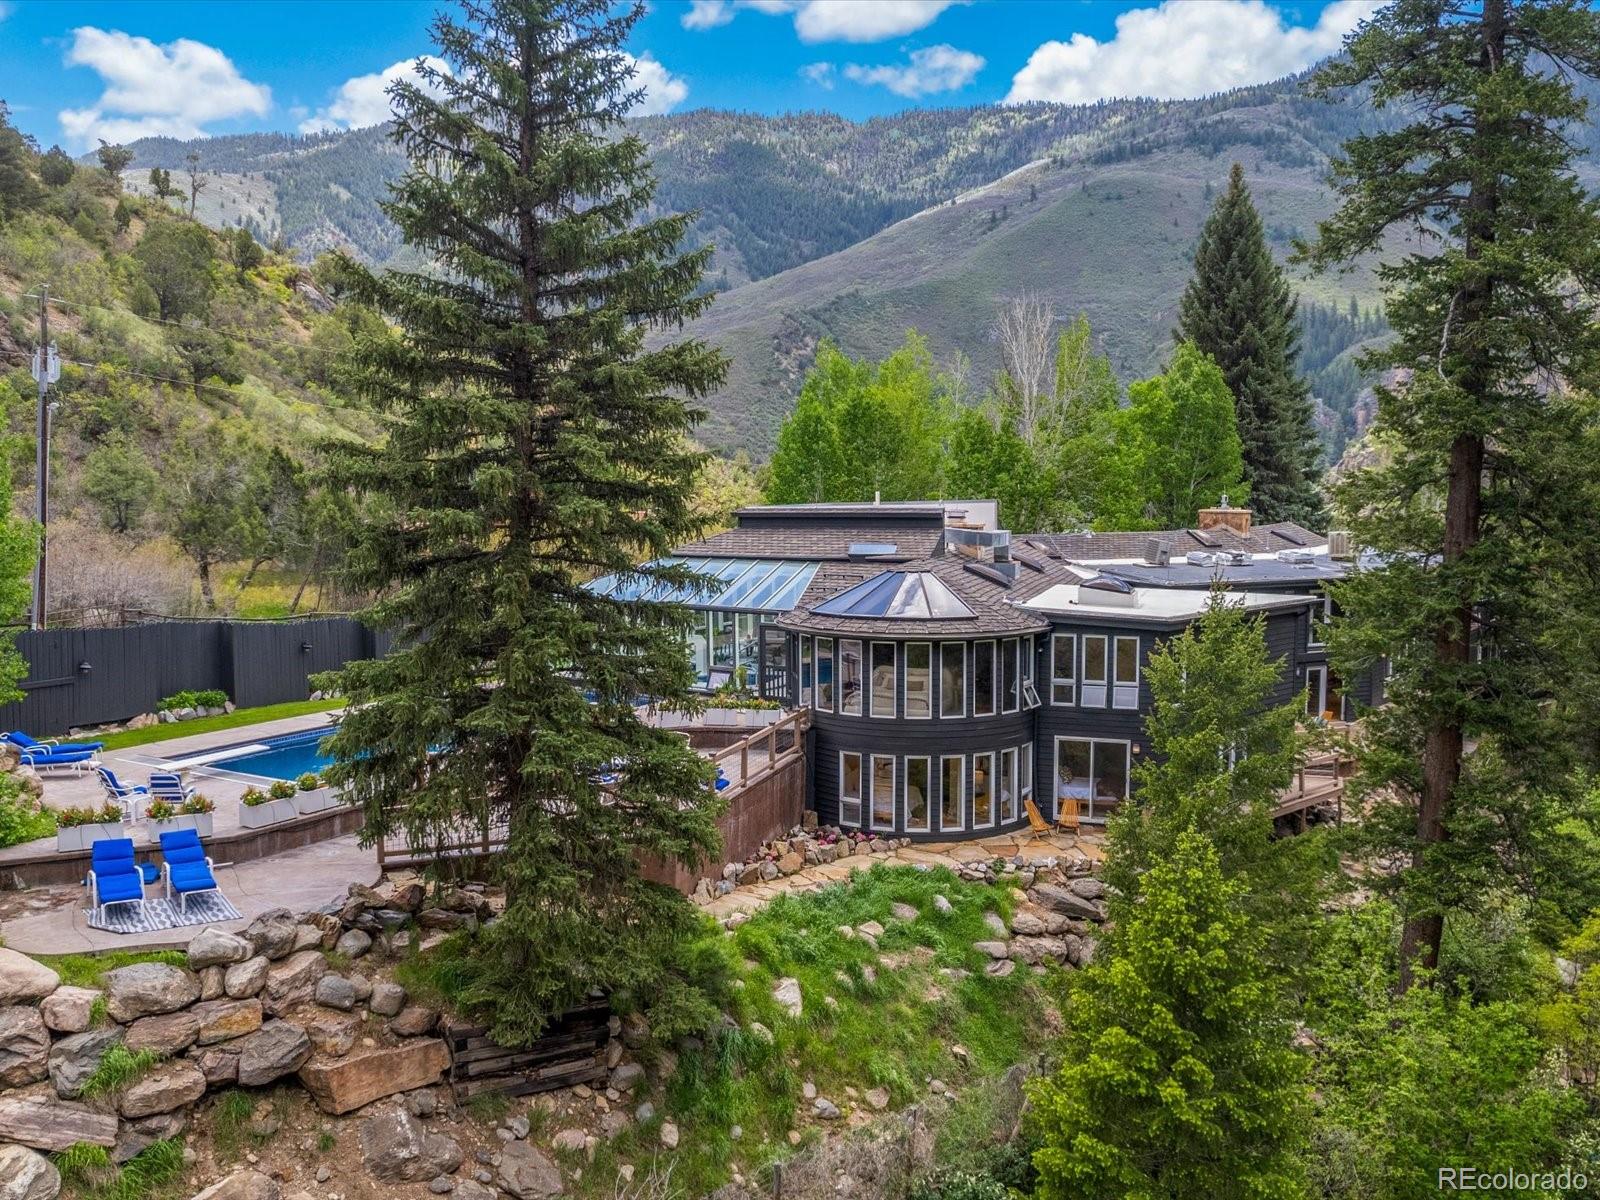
[1178,163,1321,525]
[95,141,133,191]
[1029,831,1308,1200]
[1301,0,1600,990]
[0,102,40,222]
[322,0,728,1045]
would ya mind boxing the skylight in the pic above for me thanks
[812,571,976,620]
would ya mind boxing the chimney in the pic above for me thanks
[1197,494,1252,536]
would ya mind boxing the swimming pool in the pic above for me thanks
[203,725,339,780]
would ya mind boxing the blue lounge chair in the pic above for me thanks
[98,767,149,820]
[6,730,104,754]
[86,837,146,925]
[159,829,219,914]
[18,746,98,774]
[147,771,195,803]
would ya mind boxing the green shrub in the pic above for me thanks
[143,799,175,821]
[906,1170,1011,1200]
[240,787,270,807]
[58,802,123,828]
[156,689,228,712]
[79,1044,162,1098]
[55,1137,184,1200]
[296,772,321,792]
[0,793,56,848]
[180,794,214,815]
[268,779,296,800]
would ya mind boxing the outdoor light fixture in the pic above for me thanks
[300,642,313,654]
[77,661,91,675]
[1132,743,1141,754]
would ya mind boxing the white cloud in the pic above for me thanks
[800,62,836,90]
[622,53,690,116]
[1005,0,1380,105]
[843,44,983,98]
[297,56,450,135]
[58,27,271,148]
[681,0,963,43]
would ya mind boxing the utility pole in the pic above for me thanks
[29,286,59,630]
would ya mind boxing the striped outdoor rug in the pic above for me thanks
[85,892,243,935]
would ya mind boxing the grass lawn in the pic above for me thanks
[97,698,344,751]
[31,948,188,988]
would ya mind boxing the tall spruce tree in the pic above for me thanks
[323,0,728,1043]
[1178,163,1322,525]
[1301,0,1600,990]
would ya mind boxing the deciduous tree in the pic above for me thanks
[134,220,216,322]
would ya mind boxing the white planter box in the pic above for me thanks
[55,826,82,853]
[240,800,295,829]
[60,821,126,852]
[148,812,214,840]
[293,788,332,817]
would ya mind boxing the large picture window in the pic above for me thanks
[1001,637,1019,713]
[840,752,862,826]
[871,642,897,718]
[940,643,966,718]
[940,755,964,831]
[973,751,994,828]
[1054,738,1129,821]
[816,638,834,711]
[1050,634,1075,705]
[712,612,735,670]
[841,640,863,715]
[871,754,896,830]
[1113,636,1140,709]
[1081,635,1108,707]
[999,747,1017,823]
[974,641,996,717]
[905,642,932,719]
[905,757,930,832]
[1020,742,1033,810]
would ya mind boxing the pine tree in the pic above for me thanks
[1178,163,1322,525]
[322,0,728,1044]
[1028,831,1308,1200]
[1301,0,1600,990]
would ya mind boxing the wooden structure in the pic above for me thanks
[1272,749,1352,827]
[441,999,611,1101]
[703,708,808,794]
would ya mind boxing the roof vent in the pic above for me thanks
[1013,550,1046,573]
[1143,539,1171,566]
[847,542,898,559]
[1271,527,1307,547]
[1328,530,1354,560]
[1186,550,1216,567]
[1276,549,1315,564]
[963,560,1015,588]
[1079,575,1138,606]
[1187,528,1221,548]
[1225,550,1250,566]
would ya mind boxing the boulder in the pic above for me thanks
[299,1039,449,1115]
[972,941,1010,961]
[260,951,326,1016]
[187,929,252,970]
[1068,876,1106,900]
[619,1012,649,1049]
[608,1062,644,1093]
[241,909,299,961]
[198,967,225,1001]
[304,1014,358,1058]
[360,1107,464,1182]
[313,975,356,1012]
[0,949,58,1007]
[369,982,406,1017]
[115,1110,187,1164]
[386,881,426,913]
[235,1021,311,1086]
[389,1006,438,1038]
[303,912,342,949]
[1027,882,1106,923]
[191,1046,239,1086]
[119,1060,207,1118]
[191,999,262,1045]
[189,1171,280,1200]
[334,930,371,959]
[103,963,199,1023]
[40,986,99,1034]
[290,925,324,954]
[0,1006,51,1087]
[349,973,373,1004]
[125,1011,201,1056]
[890,903,919,922]
[496,1140,564,1199]
[0,1142,60,1200]
[47,1027,123,1099]
[0,1085,120,1150]
[772,977,802,1018]
[1009,936,1069,966]
[224,957,269,999]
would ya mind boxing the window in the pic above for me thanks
[1020,742,1034,811]
[1000,747,1017,823]
[1021,636,1034,683]
[905,642,932,719]
[905,757,930,832]
[841,640,863,715]
[816,638,834,711]
[974,640,996,717]
[871,642,897,718]
[940,755,964,832]
[1309,594,1331,648]
[736,613,759,674]
[1113,636,1140,709]
[1002,637,1020,713]
[940,643,966,718]
[973,752,994,827]
[688,615,710,684]
[1081,635,1108,707]
[799,636,812,707]
[1054,738,1130,822]
[871,754,896,830]
[1306,665,1329,721]
[840,752,863,826]
[712,612,735,669]
[1050,634,1075,705]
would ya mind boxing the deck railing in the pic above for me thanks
[1273,749,1352,822]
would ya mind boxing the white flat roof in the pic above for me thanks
[1021,584,1313,623]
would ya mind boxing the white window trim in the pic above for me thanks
[1000,747,1018,823]
[904,756,931,833]
[939,642,967,719]
[1001,637,1020,714]
[1020,741,1034,807]
[1081,635,1108,708]
[1051,633,1076,706]
[1052,736,1130,824]
[841,639,863,717]
[870,754,896,831]
[904,641,933,720]
[839,751,863,827]
[972,751,996,829]
[1306,665,1327,720]
[870,641,897,720]
[1112,635,1140,710]
[1309,594,1331,649]
[799,635,812,708]
[940,754,965,833]
[974,640,997,717]
[815,637,834,713]
[1021,679,1042,710]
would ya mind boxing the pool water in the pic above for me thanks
[209,725,339,780]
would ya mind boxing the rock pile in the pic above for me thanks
[691,823,916,903]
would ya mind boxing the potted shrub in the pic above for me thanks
[147,794,215,839]
[239,786,293,830]
[292,771,330,816]
[57,803,125,853]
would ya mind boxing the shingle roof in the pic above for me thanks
[672,523,945,561]
[1023,521,1327,564]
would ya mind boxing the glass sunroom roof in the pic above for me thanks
[588,557,821,613]
[811,571,975,620]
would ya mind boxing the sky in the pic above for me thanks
[0,0,1382,151]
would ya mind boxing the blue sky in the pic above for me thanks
[0,0,1380,150]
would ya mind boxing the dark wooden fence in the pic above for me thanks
[0,617,382,735]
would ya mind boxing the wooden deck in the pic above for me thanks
[1272,750,1351,824]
